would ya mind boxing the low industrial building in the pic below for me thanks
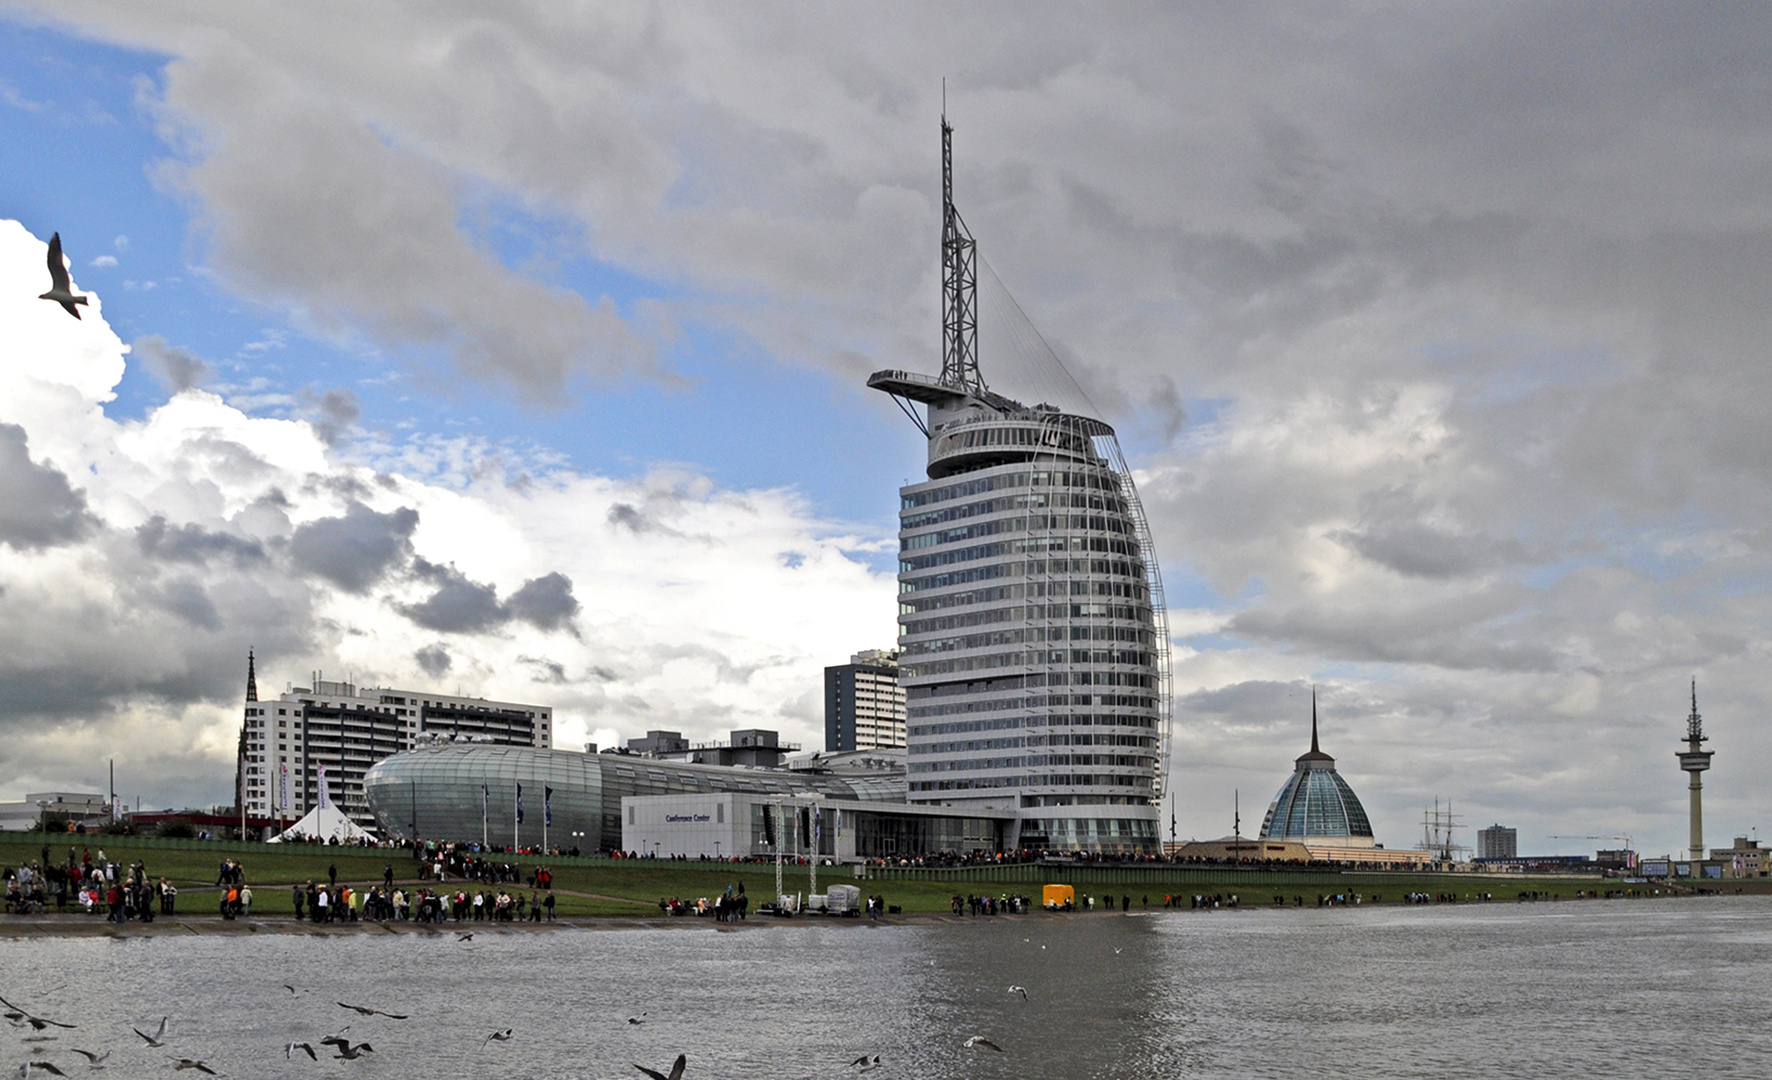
[619,791,1013,861]
[0,792,108,832]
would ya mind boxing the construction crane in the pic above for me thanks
[1559,833,1637,868]
[1550,834,1636,857]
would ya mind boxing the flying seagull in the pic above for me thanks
[456,932,473,942]
[1008,985,1028,1001]
[330,1043,374,1061]
[633,1054,686,1080]
[626,1013,647,1025]
[133,1017,170,1047]
[964,1036,1004,1053]
[0,995,76,1031]
[848,1054,882,1072]
[68,1049,110,1067]
[482,1029,513,1048]
[285,1042,316,1060]
[170,1061,216,1075]
[336,1002,408,1020]
[38,233,89,320]
[20,1065,67,1078]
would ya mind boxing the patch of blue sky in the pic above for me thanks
[1158,561,1234,612]
[0,24,192,411]
[2,19,925,536]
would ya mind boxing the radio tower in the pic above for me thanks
[1677,680,1714,863]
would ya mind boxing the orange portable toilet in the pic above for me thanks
[1042,883,1075,910]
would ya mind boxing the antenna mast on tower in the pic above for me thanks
[939,110,985,395]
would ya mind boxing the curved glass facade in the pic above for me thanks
[861,118,1172,855]
[362,743,904,852]
[868,386,1172,855]
[1259,766,1374,841]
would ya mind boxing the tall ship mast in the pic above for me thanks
[868,114,1173,854]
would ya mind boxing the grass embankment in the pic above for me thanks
[1,835,1746,920]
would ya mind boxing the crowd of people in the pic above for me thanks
[285,866,559,924]
[658,881,749,919]
[2,845,181,921]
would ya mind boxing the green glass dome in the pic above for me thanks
[1258,699,1374,842]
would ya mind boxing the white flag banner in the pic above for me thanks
[279,762,290,812]
[316,764,330,809]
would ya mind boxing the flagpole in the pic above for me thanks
[513,783,521,852]
[482,784,488,849]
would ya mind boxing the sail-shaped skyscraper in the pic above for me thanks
[868,116,1171,854]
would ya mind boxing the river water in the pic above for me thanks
[2,895,1766,1078]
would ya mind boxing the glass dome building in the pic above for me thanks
[1258,697,1375,847]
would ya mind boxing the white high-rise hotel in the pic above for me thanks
[868,116,1172,855]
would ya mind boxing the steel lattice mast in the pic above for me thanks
[940,116,984,395]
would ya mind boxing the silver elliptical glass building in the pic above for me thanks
[867,115,1172,855]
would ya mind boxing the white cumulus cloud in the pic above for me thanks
[0,220,896,809]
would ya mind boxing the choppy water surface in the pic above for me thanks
[3,896,1769,1078]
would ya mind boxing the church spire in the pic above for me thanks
[1297,686,1334,765]
[246,648,259,703]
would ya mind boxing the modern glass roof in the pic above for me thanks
[1258,765,1374,841]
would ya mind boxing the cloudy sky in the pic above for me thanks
[3,3,1770,857]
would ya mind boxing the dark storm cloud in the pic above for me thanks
[1179,679,1312,721]
[288,501,418,593]
[399,560,505,633]
[414,643,452,678]
[606,503,649,533]
[135,514,267,564]
[1329,487,1530,580]
[158,577,223,631]
[0,423,98,550]
[518,655,568,684]
[399,564,579,635]
[506,572,579,631]
[307,387,361,445]
[132,333,212,392]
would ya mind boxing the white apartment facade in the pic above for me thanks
[239,658,552,829]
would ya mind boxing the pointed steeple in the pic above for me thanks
[245,648,259,703]
[1297,686,1334,766]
